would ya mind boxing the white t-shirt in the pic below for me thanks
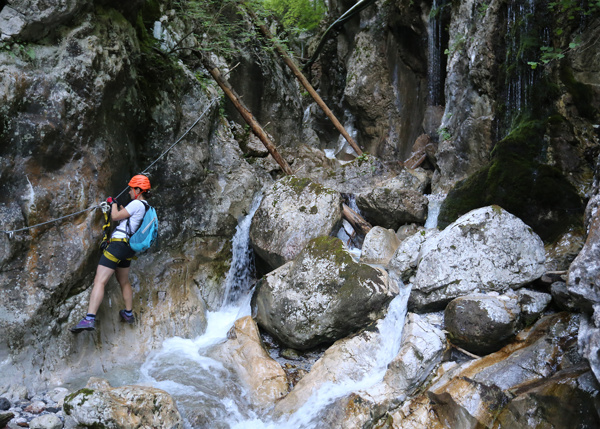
[112,200,147,239]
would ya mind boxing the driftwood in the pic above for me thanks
[244,6,363,157]
[342,203,372,236]
[194,50,294,176]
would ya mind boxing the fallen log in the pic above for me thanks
[196,50,373,236]
[244,5,363,157]
[194,50,294,176]
[342,203,372,236]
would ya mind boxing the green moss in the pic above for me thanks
[64,388,96,415]
[438,117,583,242]
[560,65,598,120]
[281,176,336,197]
[310,206,318,214]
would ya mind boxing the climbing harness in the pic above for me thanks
[100,202,112,250]
[1,97,219,237]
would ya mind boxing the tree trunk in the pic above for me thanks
[244,6,363,157]
[194,50,294,176]
[342,204,372,236]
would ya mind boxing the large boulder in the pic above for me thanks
[410,206,546,311]
[207,316,288,410]
[250,176,343,269]
[63,378,183,429]
[272,290,410,418]
[388,229,439,282]
[444,293,520,355]
[252,236,398,350]
[356,188,428,230]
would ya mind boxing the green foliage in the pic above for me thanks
[444,34,465,56]
[173,0,256,57]
[261,0,327,32]
[439,127,452,141]
[528,1,599,69]
[0,40,36,61]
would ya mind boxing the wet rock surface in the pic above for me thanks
[249,176,343,270]
[253,236,397,350]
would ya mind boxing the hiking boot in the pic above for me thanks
[119,310,135,324]
[70,318,95,333]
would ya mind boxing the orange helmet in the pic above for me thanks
[128,174,151,191]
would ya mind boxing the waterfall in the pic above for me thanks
[138,191,412,428]
[138,194,263,428]
[424,193,446,229]
[221,193,262,305]
[336,194,363,258]
[502,0,540,132]
[427,0,447,106]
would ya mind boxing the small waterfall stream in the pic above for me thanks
[137,192,412,428]
[427,0,448,106]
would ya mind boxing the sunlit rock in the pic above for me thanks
[250,176,343,269]
[381,313,446,400]
[360,226,401,266]
[207,316,288,410]
[356,187,428,230]
[318,154,401,194]
[0,0,92,41]
[253,236,397,349]
[515,288,552,326]
[494,365,600,428]
[29,413,62,429]
[63,377,183,429]
[410,206,546,311]
[578,311,600,384]
[425,312,581,427]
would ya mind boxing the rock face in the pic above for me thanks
[252,236,398,350]
[249,176,343,269]
[207,316,288,410]
[63,378,183,429]
[410,206,546,311]
[567,199,600,312]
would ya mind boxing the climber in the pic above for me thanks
[70,174,152,333]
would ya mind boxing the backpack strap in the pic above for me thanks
[124,201,150,237]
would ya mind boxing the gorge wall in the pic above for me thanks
[0,0,599,427]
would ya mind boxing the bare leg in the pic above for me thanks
[115,267,133,311]
[88,265,115,315]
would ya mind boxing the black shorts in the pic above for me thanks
[98,241,136,269]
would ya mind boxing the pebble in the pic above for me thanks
[3,390,67,429]
[0,397,10,411]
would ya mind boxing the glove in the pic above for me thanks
[106,197,118,205]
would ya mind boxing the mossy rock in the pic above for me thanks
[438,119,583,242]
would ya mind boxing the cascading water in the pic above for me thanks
[336,194,362,259]
[138,191,413,428]
[427,0,448,106]
[424,193,446,229]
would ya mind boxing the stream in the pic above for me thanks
[137,194,412,428]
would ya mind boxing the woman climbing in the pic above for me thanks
[70,174,152,333]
